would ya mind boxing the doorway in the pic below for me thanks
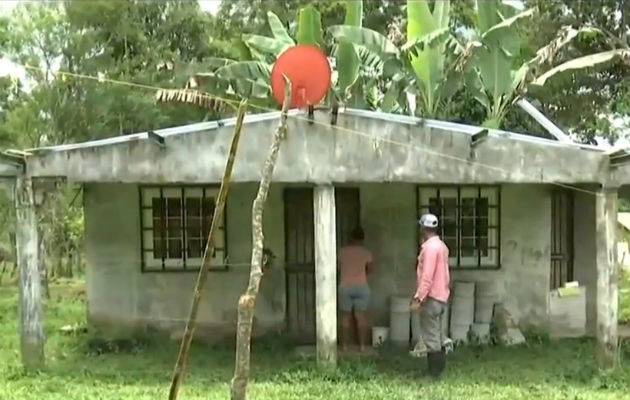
[284,187,361,344]
[550,190,574,289]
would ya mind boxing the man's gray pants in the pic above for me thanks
[420,297,446,352]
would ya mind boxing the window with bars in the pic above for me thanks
[417,186,500,269]
[139,186,226,271]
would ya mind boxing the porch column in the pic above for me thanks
[15,175,44,369]
[595,185,618,369]
[313,184,337,367]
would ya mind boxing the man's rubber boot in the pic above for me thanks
[434,349,446,379]
[426,351,445,381]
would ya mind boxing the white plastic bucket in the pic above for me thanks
[372,326,389,347]
[390,296,411,344]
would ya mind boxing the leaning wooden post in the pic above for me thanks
[595,185,619,369]
[313,184,338,367]
[230,78,292,400]
[168,101,248,400]
[15,174,44,369]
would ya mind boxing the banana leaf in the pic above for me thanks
[533,49,630,86]
[296,6,323,47]
[336,0,363,98]
[266,10,294,47]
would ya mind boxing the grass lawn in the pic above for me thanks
[0,283,629,400]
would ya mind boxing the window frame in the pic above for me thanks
[416,185,501,270]
[138,184,228,273]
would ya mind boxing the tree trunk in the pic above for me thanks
[15,175,45,370]
[230,79,292,400]
[167,101,248,400]
[10,232,18,279]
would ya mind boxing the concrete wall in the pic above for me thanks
[84,182,558,340]
[84,182,287,341]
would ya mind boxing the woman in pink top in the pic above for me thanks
[338,227,373,352]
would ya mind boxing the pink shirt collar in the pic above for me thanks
[421,236,440,248]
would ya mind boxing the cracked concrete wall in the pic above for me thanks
[361,184,552,330]
[84,182,286,341]
[85,182,563,339]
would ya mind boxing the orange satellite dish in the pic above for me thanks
[271,45,332,108]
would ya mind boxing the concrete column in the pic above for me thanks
[313,184,337,367]
[15,175,44,369]
[595,186,618,369]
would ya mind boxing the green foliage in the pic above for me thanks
[0,1,236,278]
[519,0,630,143]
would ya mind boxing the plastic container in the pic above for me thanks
[372,326,389,347]
[390,296,411,344]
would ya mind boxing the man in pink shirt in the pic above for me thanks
[411,213,450,380]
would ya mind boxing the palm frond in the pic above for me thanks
[155,89,231,112]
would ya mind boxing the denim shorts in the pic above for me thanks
[339,284,371,312]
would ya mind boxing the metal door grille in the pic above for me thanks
[550,190,574,289]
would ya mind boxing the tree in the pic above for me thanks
[0,1,236,286]
[518,0,630,143]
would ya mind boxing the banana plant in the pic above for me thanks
[157,2,373,111]
[241,2,377,108]
[463,0,616,129]
[326,0,459,117]
[463,3,537,128]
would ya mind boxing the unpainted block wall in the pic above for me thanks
[84,182,557,339]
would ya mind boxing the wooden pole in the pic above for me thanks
[168,101,248,400]
[15,175,44,369]
[314,184,338,367]
[595,186,619,369]
[230,78,292,400]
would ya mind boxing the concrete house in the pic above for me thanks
[3,108,629,352]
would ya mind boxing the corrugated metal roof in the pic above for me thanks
[5,108,608,155]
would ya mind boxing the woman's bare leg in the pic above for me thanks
[341,312,353,351]
[354,310,368,352]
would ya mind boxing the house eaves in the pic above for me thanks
[3,108,619,185]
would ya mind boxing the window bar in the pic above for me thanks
[181,187,187,270]
[435,187,441,238]
[496,187,501,269]
[453,187,460,268]
[199,187,207,269]
[160,187,165,270]
[477,186,482,268]
[139,187,146,271]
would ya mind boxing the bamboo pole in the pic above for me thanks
[168,100,248,400]
[229,79,292,400]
